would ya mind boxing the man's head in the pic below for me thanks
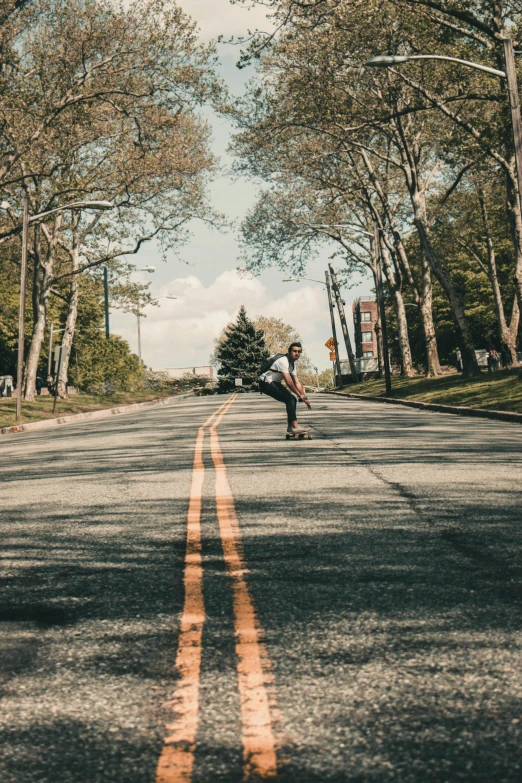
[288,342,302,362]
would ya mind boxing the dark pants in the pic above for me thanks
[260,380,297,426]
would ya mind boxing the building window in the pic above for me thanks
[361,312,372,322]
[363,351,374,358]
[362,331,373,342]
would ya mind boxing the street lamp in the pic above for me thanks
[103,265,156,339]
[140,294,177,364]
[365,54,505,78]
[365,41,522,221]
[282,276,326,285]
[0,197,113,423]
[135,294,177,365]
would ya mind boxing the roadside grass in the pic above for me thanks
[0,388,177,429]
[342,368,522,413]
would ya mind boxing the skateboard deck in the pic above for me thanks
[286,432,312,440]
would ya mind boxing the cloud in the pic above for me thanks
[111,270,330,369]
[176,0,273,42]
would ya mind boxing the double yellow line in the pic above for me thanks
[156,395,278,782]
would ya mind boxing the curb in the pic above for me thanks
[326,390,522,425]
[0,391,195,436]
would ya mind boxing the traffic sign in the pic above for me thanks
[235,378,243,386]
[329,351,336,361]
[325,337,335,350]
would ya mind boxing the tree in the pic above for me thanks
[229,0,522,375]
[216,306,269,393]
[0,0,221,399]
[253,315,302,355]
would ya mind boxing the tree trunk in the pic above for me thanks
[24,217,61,399]
[24,291,48,401]
[412,197,480,376]
[24,238,51,400]
[381,243,414,376]
[503,163,522,327]
[359,147,442,376]
[387,229,441,376]
[372,266,385,376]
[419,247,442,376]
[479,187,520,366]
[57,245,79,397]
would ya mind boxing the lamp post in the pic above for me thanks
[365,45,522,219]
[136,294,177,364]
[282,274,344,388]
[0,197,113,423]
[103,265,155,339]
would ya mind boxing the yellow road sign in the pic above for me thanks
[329,351,336,361]
[325,337,335,350]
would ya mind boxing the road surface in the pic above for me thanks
[1,392,522,783]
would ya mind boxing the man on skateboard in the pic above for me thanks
[259,342,312,436]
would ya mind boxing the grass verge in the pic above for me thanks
[339,368,522,414]
[0,389,178,429]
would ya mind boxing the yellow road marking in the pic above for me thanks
[156,399,231,783]
[210,401,278,779]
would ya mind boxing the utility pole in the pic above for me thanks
[328,264,358,382]
[47,323,54,377]
[52,345,63,414]
[503,37,522,219]
[104,266,110,338]
[374,227,392,396]
[325,270,343,389]
[15,194,29,422]
[137,312,142,364]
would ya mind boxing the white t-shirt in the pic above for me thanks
[260,355,297,384]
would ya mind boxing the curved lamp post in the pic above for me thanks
[103,265,156,339]
[365,41,522,220]
[135,294,177,364]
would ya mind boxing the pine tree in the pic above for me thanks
[216,306,269,393]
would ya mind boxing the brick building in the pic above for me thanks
[352,297,378,359]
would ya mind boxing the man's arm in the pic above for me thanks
[282,372,312,409]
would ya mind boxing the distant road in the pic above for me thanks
[1,393,522,783]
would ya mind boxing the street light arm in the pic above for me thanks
[0,200,114,244]
[366,54,506,79]
[282,276,326,286]
[27,200,114,223]
[311,222,374,237]
[407,54,505,79]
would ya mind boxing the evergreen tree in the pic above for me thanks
[216,306,269,393]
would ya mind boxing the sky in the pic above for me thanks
[111,0,373,370]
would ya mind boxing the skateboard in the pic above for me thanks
[286,431,312,440]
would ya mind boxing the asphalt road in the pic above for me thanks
[1,392,522,783]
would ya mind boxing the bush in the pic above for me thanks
[72,334,145,394]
